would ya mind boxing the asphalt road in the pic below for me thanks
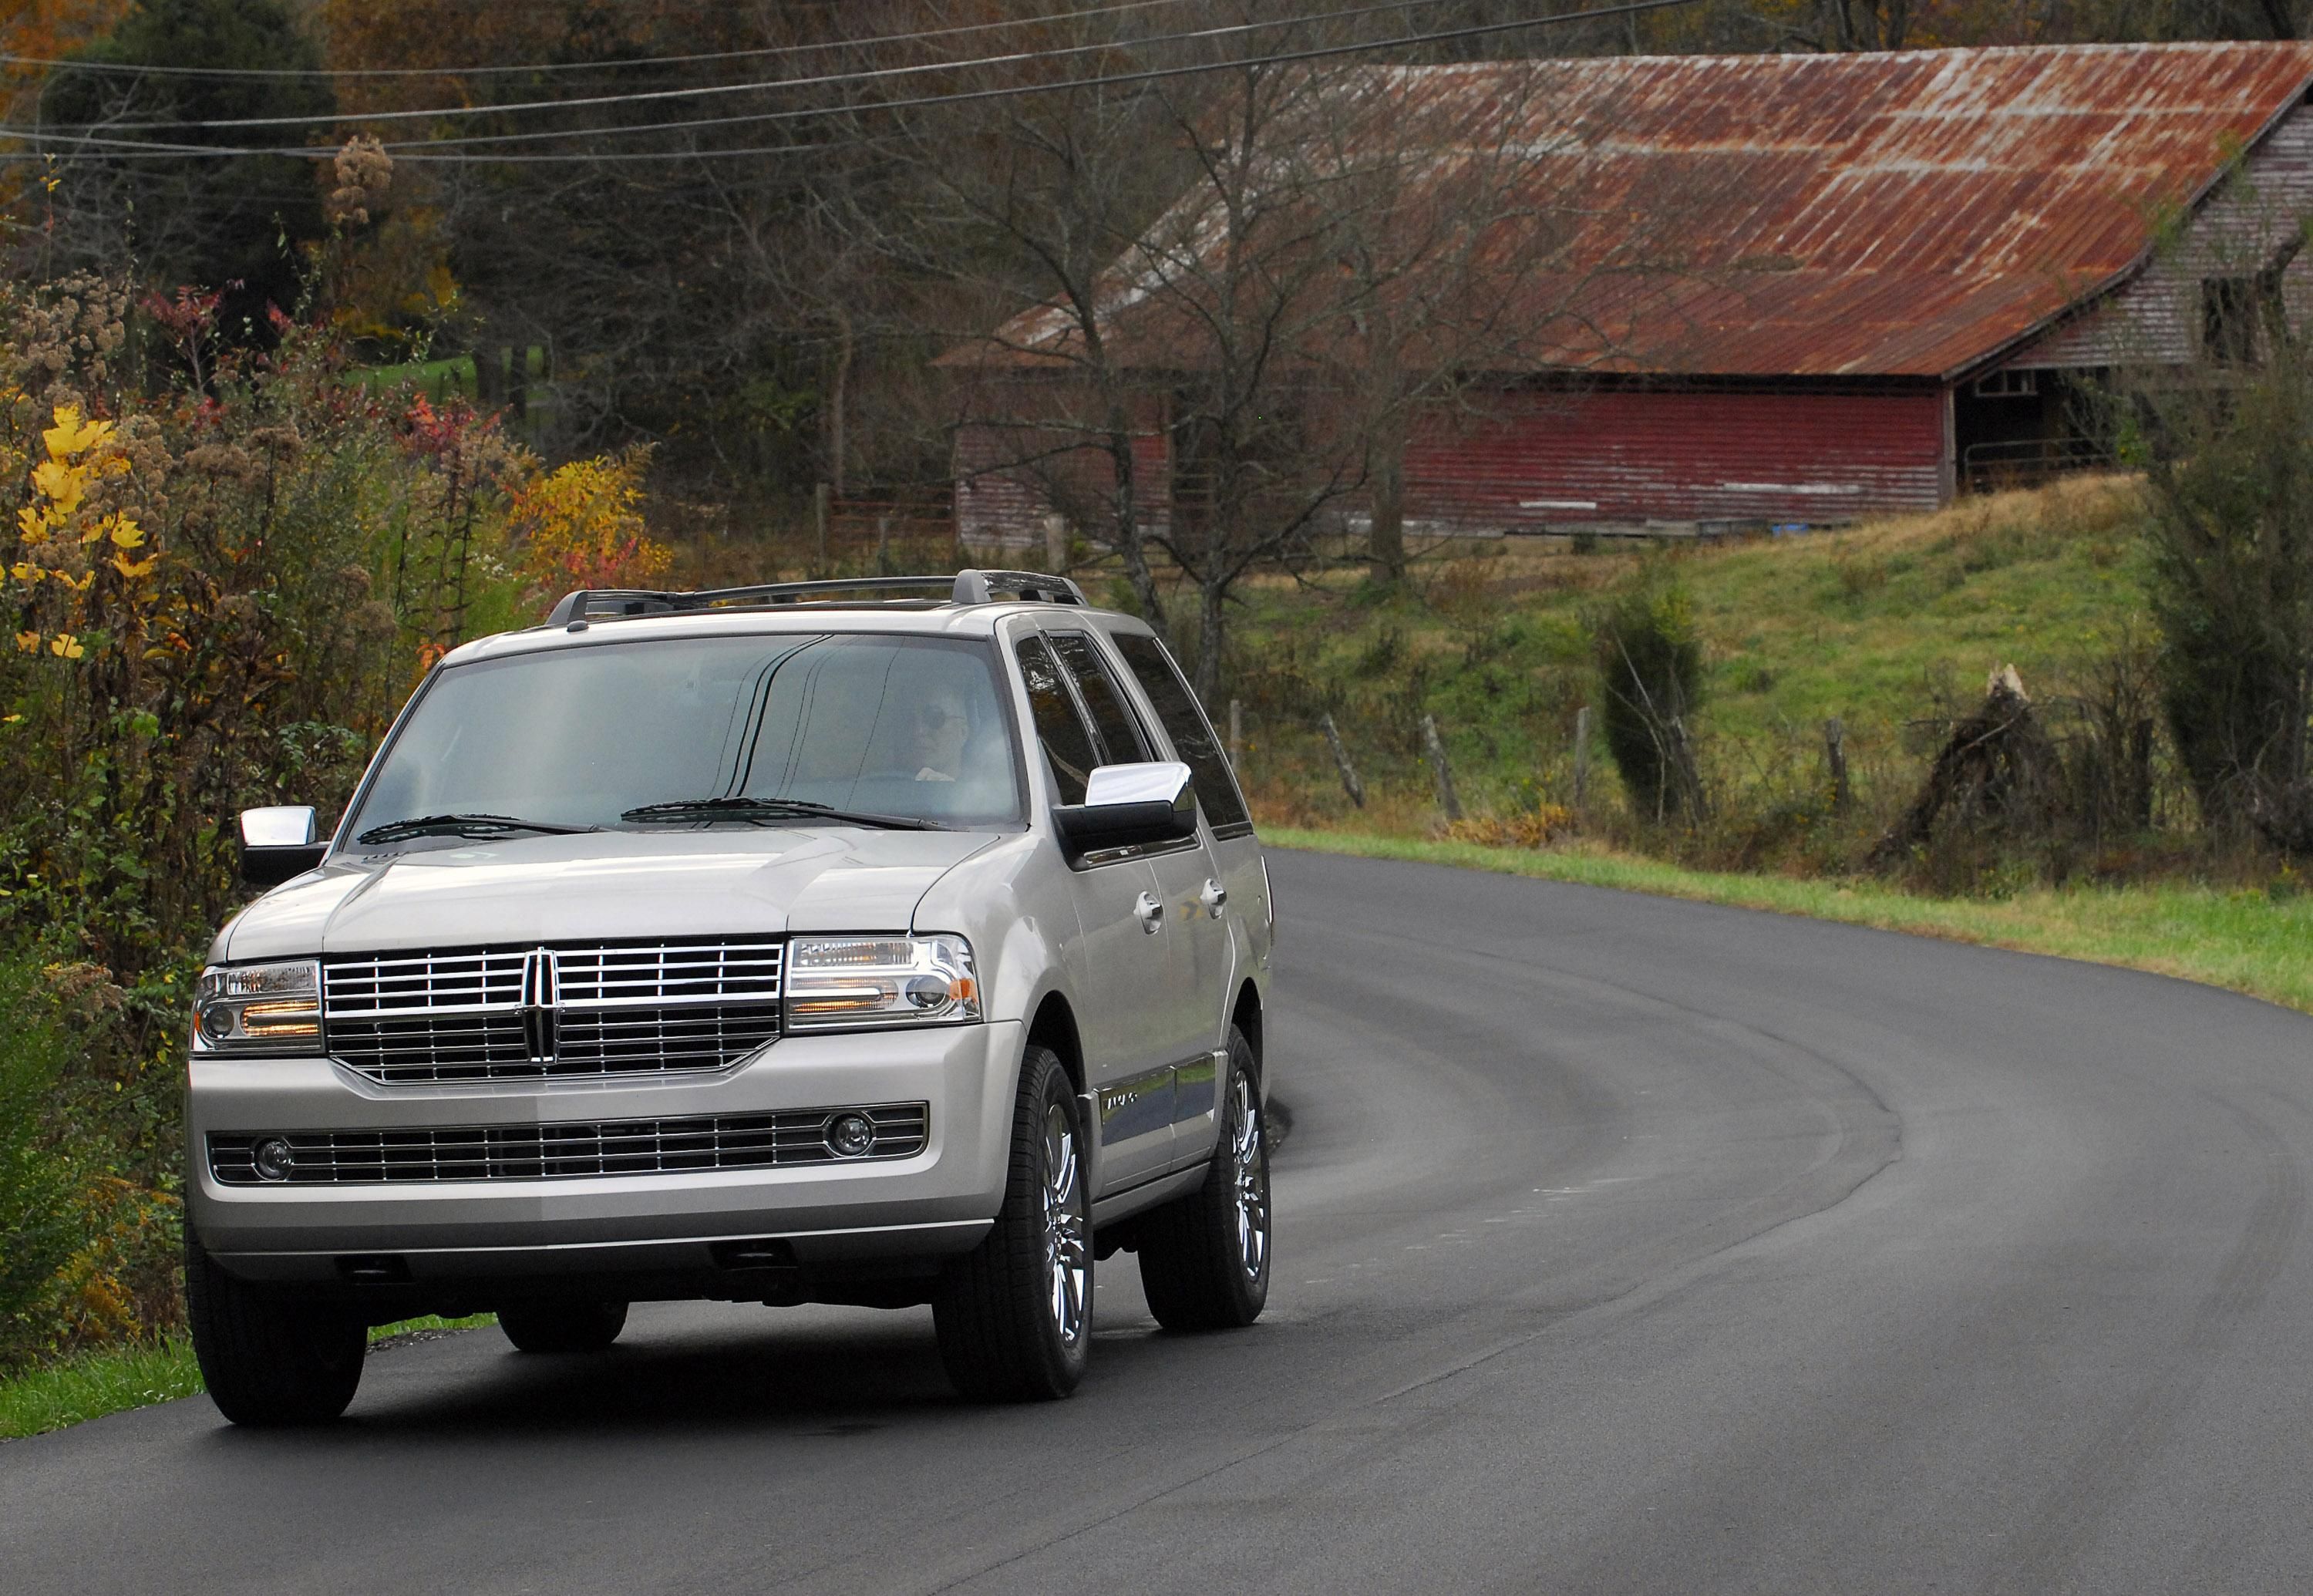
[9,848,2313,1594]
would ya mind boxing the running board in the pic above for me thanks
[1091,1165,1207,1229]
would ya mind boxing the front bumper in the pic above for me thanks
[186,1021,1021,1285]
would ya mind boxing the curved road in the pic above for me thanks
[8,850,2313,1593]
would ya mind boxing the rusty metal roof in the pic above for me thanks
[961,43,2313,381]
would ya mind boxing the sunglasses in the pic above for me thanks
[912,703,967,730]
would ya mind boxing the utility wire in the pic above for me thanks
[0,0,1704,164]
[0,0,1206,81]
[25,0,1476,133]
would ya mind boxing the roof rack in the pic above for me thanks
[543,568,1088,628]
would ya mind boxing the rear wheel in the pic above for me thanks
[934,1044,1091,1401]
[497,1300,628,1354]
[184,1231,365,1426]
[1138,1029,1270,1332]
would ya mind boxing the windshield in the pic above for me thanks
[344,632,1024,840]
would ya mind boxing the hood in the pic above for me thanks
[218,828,1002,962]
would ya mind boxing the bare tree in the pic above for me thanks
[913,31,1696,693]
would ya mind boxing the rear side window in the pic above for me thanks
[1048,631,1150,765]
[1015,635,1100,805]
[1112,632,1254,837]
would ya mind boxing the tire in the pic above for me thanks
[1138,1028,1271,1332]
[934,1043,1092,1401]
[184,1230,366,1427]
[497,1300,628,1355]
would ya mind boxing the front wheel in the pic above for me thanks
[185,1231,366,1426]
[934,1044,1092,1401]
[1138,1029,1270,1332]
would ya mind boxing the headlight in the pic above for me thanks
[784,935,981,1031]
[193,960,322,1052]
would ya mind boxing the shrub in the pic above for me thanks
[0,962,79,1368]
[0,273,658,1365]
[1594,575,1707,823]
[510,445,672,596]
[2107,274,2313,849]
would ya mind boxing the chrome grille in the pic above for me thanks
[208,1103,928,1185]
[322,938,783,1085]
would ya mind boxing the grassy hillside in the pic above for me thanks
[1220,476,2157,874]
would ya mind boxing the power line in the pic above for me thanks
[0,0,1705,165]
[29,0,1475,134]
[0,0,1206,81]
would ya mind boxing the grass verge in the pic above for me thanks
[1270,825,2313,1016]
[0,1315,494,1442]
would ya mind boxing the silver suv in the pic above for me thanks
[183,571,1275,1423]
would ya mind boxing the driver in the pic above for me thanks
[907,685,970,782]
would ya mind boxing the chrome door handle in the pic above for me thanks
[1134,891,1163,934]
[1200,878,1228,918]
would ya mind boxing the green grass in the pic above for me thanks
[0,1342,203,1440]
[1228,475,2151,829]
[351,353,476,404]
[0,1315,493,1442]
[1271,824,2313,1016]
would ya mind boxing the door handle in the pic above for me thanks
[1134,891,1163,934]
[1200,878,1228,919]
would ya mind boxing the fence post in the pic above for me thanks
[813,482,831,574]
[1422,713,1464,821]
[1573,705,1592,815]
[1227,699,1243,771]
[1319,713,1365,809]
[1825,716,1851,814]
[875,514,891,576]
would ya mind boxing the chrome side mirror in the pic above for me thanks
[238,806,327,889]
[1052,762,1197,864]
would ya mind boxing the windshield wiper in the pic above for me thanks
[621,796,944,831]
[356,813,602,845]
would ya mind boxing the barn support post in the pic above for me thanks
[1422,714,1464,821]
[1319,713,1365,809]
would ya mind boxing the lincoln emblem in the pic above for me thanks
[520,948,559,1063]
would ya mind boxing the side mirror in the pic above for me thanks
[238,806,328,889]
[1052,762,1197,864]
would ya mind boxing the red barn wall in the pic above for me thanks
[952,385,1171,547]
[1402,386,1951,530]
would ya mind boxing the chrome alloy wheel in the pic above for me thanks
[1229,1074,1270,1283]
[1042,1103,1089,1346]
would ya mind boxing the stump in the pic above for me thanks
[1869,665,2060,870]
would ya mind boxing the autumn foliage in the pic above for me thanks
[0,271,661,1369]
[510,447,672,594]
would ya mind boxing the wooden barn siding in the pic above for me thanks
[952,392,1172,546]
[2009,98,2313,369]
[1401,386,1949,529]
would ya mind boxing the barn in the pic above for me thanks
[948,42,2313,544]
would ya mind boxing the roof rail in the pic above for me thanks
[543,568,1088,628]
[953,569,1088,606]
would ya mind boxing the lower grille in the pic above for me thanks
[208,1103,929,1186]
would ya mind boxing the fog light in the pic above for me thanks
[825,1113,876,1159]
[251,1138,295,1182]
[199,1002,237,1041]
